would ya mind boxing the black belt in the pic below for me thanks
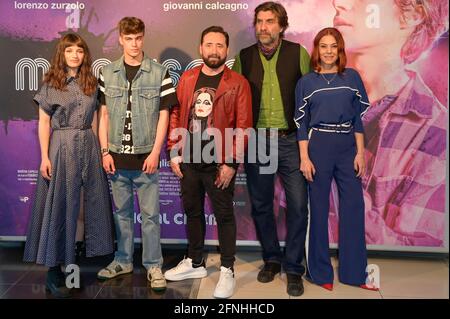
[263,128,295,137]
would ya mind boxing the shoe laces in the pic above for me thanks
[218,267,234,285]
[173,257,191,271]
[149,267,164,280]
[106,260,122,272]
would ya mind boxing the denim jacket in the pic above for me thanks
[102,54,167,154]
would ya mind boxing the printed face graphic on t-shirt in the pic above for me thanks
[189,85,217,134]
[194,92,213,118]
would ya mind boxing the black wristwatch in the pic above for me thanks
[101,147,109,157]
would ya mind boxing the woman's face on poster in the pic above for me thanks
[194,92,213,118]
[332,0,405,51]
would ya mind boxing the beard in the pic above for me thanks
[202,54,226,69]
[256,32,278,46]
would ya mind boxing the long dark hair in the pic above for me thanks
[44,33,97,96]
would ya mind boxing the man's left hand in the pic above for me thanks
[215,164,236,190]
[143,151,159,174]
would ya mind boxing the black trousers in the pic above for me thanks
[180,163,236,268]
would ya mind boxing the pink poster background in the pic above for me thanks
[0,0,447,251]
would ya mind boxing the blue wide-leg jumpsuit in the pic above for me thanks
[294,68,370,286]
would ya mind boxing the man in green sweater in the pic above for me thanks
[232,1,310,297]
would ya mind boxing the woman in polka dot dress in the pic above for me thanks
[23,33,114,298]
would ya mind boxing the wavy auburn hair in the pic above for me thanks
[310,27,347,74]
[44,33,97,96]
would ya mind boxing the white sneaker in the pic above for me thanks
[164,257,207,281]
[97,260,133,280]
[213,267,235,299]
[147,267,167,291]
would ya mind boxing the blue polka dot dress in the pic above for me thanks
[23,78,114,267]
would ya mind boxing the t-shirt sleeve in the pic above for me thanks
[98,68,106,106]
[352,70,370,134]
[159,71,178,110]
[33,83,54,116]
[294,78,310,141]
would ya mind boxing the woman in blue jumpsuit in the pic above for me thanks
[294,27,377,291]
[23,34,114,298]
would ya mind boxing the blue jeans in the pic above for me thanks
[245,132,309,275]
[110,169,162,269]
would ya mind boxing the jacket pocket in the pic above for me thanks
[104,88,124,110]
[140,88,159,119]
[104,88,123,98]
[139,88,159,99]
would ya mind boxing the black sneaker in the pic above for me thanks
[257,262,281,283]
[46,268,72,298]
[286,273,304,297]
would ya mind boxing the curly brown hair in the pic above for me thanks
[253,2,289,38]
[44,33,97,96]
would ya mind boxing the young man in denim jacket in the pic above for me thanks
[97,17,177,291]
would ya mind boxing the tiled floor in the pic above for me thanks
[198,252,449,299]
[0,242,448,299]
[0,242,197,299]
